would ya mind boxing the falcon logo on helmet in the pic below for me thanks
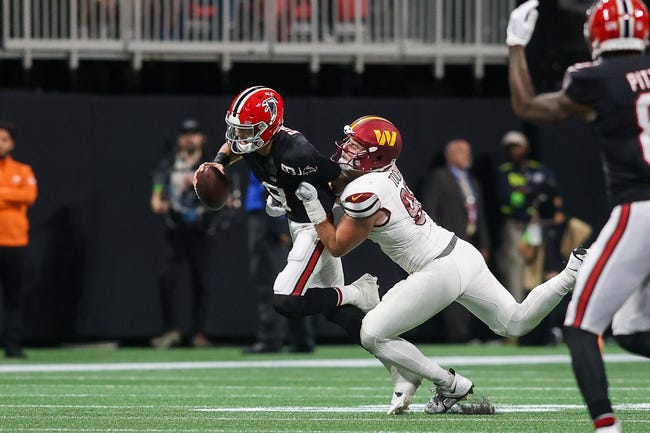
[225,86,285,154]
[262,96,279,126]
[584,0,650,60]
[331,115,403,172]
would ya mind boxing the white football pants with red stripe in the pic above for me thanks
[564,200,650,335]
[273,220,344,296]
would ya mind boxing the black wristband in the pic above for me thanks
[213,152,231,166]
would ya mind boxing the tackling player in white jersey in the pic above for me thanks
[295,115,587,414]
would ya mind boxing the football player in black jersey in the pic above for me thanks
[194,86,379,335]
[195,86,426,413]
[507,1,650,432]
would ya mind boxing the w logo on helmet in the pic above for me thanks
[373,130,398,146]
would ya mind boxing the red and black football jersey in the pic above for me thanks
[243,126,341,223]
[564,56,650,206]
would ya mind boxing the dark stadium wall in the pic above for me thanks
[0,91,608,343]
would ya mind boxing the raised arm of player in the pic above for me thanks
[508,46,594,124]
[506,1,595,124]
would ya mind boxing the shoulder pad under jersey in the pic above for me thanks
[341,191,381,219]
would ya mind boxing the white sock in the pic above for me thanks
[379,359,423,393]
[335,285,359,306]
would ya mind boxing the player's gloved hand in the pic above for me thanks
[265,195,286,217]
[506,0,539,47]
[295,182,317,201]
[295,182,327,224]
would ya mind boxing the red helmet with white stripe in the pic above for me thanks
[332,115,402,172]
[225,86,284,154]
[584,0,650,59]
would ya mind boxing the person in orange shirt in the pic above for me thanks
[0,122,37,359]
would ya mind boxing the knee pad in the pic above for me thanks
[272,294,306,318]
[614,332,650,358]
[497,310,540,338]
[359,326,374,351]
[360,326,390,352]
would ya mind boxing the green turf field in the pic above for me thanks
[0,343,647,433]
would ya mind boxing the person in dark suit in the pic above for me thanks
[420,138,490,342]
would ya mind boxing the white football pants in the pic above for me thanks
[565,201,650,335]
[273,220,344,295]
[361,238,574,384]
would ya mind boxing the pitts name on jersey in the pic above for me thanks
[626,68,650,92]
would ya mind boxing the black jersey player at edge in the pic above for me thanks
[507,1,650,432]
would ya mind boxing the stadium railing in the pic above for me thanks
[0,0,514,78]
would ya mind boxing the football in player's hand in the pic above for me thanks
[194,165,230,210]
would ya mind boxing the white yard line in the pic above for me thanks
[0,353,645,373]
[0,402,648,414]
[193,402,650,413]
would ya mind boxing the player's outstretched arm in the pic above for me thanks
[296,181,375,257]
[313,213,374,258]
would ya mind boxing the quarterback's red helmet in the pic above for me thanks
[585,0,650,59]
[225,86,284,154]
[332,115,402,172]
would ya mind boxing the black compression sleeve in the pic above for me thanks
[213,152,231,166]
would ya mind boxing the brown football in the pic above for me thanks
[194,165,230,210]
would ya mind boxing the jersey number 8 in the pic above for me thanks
[635,92,650,166]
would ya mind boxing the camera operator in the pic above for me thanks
[495,130,560,303]
[517,186,592,346]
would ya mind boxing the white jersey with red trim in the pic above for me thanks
[339,165,454,273]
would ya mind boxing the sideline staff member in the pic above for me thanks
[0,121,38,359]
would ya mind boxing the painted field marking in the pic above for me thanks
[194,402,650,414]
[0,353,645,373]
